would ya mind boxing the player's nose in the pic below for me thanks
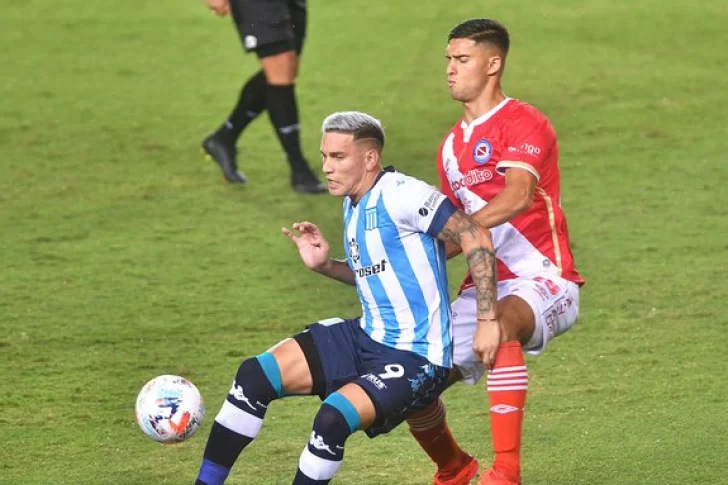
[321,157,334,174]
[446,60,456,75]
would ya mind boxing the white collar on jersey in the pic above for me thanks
[460,97,512,143]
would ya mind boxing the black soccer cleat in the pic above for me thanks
[202,134,248,184]
[291,168,327,194]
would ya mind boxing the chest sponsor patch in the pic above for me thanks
[450,168,493,191]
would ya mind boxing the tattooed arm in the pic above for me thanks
[437,210,501,369]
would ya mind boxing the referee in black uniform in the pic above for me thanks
[203,0,325,194]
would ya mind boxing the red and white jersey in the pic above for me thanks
[437,97,584,292]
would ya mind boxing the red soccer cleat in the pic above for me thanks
[433,454,479,485]
[479,467,522,485]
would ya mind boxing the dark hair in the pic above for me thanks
[322,111,385,152]
[448,18,510,56]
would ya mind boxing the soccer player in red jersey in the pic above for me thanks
[405,19,585,485]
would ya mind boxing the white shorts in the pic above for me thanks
[453,274,580,385]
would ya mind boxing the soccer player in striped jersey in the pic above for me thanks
[406,19,584,485]
[194,111,501,485]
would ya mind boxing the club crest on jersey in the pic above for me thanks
[473,138,492,165]
[348,238,361,264]
[365,208,378,230]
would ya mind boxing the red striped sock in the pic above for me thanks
[408,398,467,476]
[487,341,528,482]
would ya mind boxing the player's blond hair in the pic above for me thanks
[322,111,385,152]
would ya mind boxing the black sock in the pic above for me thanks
[265,83,310,173]
[292,403,353,484]
[217,71,267,144]
[196,357,281,485]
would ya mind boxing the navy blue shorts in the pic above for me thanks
[294,318,450,437]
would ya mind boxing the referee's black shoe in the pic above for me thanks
[202,134,248,184]
[291,167,327,194]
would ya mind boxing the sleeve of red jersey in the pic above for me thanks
[496,121,555,182]
[437,144,461,208]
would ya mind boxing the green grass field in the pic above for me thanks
[2,0,727,483]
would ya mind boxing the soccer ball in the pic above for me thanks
[135,375,205,443]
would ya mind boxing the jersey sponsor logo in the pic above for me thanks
[423,191,440,210]
[354,259,387,278]
[419,191,440,217]
[362,373,386,390]
[508,143,542,157]
[450,168,493,192]
[473,138,492,165]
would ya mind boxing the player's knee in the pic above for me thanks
[498,318,522,342]
[260,51,298,85]
[319,393,360,434]
[227,354,283,416]
[298,401,353,481]
[498,297,536,343]
[305,397,358,469]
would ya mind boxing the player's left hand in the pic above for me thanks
[205,0,229,16]
[473,319,501,370]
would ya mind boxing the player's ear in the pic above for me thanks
[364,147,379,171]
[487,55,503,76]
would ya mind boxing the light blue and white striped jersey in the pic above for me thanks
[343,167,457,367]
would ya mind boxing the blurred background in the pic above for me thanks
[1,1,726,483]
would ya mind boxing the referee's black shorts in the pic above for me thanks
[229,0,307,58]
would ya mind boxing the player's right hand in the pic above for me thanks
[473,319,501,370]
[205,0,229,17]
[281,222,331,271]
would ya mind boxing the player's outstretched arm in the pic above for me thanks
[437,210,501,368]
[281,222,356,286]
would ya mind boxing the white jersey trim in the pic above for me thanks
[460,97,511,143]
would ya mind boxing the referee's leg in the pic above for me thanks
[242,0,324,193]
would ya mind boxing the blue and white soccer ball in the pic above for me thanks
[135,375,205,443]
